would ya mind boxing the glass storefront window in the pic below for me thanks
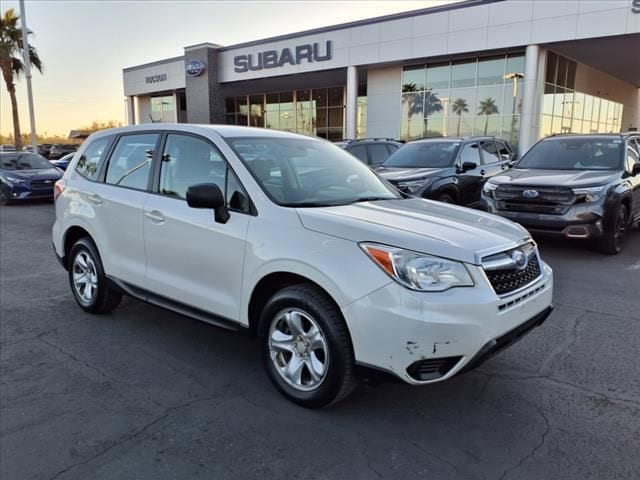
[403,65,425,92]
[506,54,525,80]
[426,63,450,90]
[249,95,264,127]
[151,95,175,122]
[313,89,328,108]
[503,81,523,115]
[477,57,505,86]
[451,60,477,88]
[476,85,504,116]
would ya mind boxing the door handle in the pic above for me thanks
[480,169,486,176]
[88,194,103,206]
[144,210,164,224]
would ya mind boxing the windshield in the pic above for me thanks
[228,137,400,207]
[518,137,623,171]
[382,142,460,168]
[0,153,52,170]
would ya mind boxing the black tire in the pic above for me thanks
[258,284,357,408]
[597,204,628,255]
[68,238,122,314]
[0,187,13,205]
[436,193,455,204]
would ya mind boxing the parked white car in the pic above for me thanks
[52,124,553,407]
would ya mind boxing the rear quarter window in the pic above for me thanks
[76,137,112,181]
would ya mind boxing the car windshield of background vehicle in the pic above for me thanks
[382,142,460,168]
[517,138,623,171]
[0,153,52,170]
[229,137,400,207]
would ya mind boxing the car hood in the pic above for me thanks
[489,169,619,188]
[0,168,62,180]
[296,198,530,265]
[376,167,445,181]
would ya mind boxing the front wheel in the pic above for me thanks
[258,284,357,408]
[435,193,455,204]
[597,204,628,254]
[0,187,13,205]
[68,238,122,314]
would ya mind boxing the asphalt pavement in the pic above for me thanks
[1,202,639,480]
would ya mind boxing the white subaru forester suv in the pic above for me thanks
[52,124,553,407]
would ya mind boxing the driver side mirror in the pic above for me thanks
[186,183,230,224]
[632,164,640,176]
[459,161,477,173]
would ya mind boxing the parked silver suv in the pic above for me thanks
[53,125,553,407]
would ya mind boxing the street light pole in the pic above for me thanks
[19,0,37,152]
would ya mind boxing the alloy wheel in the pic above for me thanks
[614,208,626,251]
[72,251,98,303]
[268,308,329,391]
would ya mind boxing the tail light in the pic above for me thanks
[54,179,66,202]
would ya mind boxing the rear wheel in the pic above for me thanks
[258,284,357,408]
[598,204,628,255]
[68,238,122,314]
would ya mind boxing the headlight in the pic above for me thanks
[5,176,26,185]
[396,179,426,194]
[360,243,474,292]
[483,182,499,197]
[572,185,607,203]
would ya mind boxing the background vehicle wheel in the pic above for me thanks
[436,193,455,204]
[68,238,122,314]
[0,188,13,205]
[258,284,357,408]
[598,204,628,255]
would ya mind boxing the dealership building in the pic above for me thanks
[122,0,640,153]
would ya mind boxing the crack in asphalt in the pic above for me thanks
[554,300,640,322]
[409,441,475,480]
[498,399,550,480]
[474,370,640,410]
[538,310,583,377]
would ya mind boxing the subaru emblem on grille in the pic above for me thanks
[523,189,539,199]
[511,249,528,269]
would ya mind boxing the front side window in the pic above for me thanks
[626,143,639,173]
[382,142,460,169]
[480,141,501,164]
[458,143,481,168]
[76,138,110,180]
[517,137,623,171]
[349,145,368,163]
[105,134,158,190]
[160,134,250,213]
[368,144,390,166]
[229,137,399,207]
[0,153,52,170]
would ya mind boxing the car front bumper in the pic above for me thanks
[2,183,54,201]
[341,260,553,384]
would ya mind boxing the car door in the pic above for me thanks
[479,140,508,179]
[455,142,483,206]
[627,139,640,221]
[143,132,252,320]
[93,132,158,288]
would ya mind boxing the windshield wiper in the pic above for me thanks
[349,196,397,204]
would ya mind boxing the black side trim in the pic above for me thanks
[53,242,67,270]
[107,276,246,333]
[458,306,553,375]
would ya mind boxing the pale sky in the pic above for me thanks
[0,0,456,137]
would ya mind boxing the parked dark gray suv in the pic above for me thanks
[334,138,402,168]
[483,133,640,254]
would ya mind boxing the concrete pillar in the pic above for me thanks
[519,44,544,156]
[126,96,136,125]
[184,43,225,124]
[345,66,358,139]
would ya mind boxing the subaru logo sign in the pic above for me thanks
[185,59,206,77]
[523,189,539,199]
[511,249,528,270]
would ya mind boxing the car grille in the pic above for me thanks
[485,254,541,295]
[494,185,575,214]
[30,180,55,191]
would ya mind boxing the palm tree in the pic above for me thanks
[477,97,499,135]
[423,89,443,136]
[451,98,469,137]
[402,83,423,140]
[0,9,43,150]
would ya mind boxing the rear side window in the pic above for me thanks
[495,141,512,160]
[349,145,367,163]
[368,144,391,166]
[76,138,110,181]
[105,134,158,190]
